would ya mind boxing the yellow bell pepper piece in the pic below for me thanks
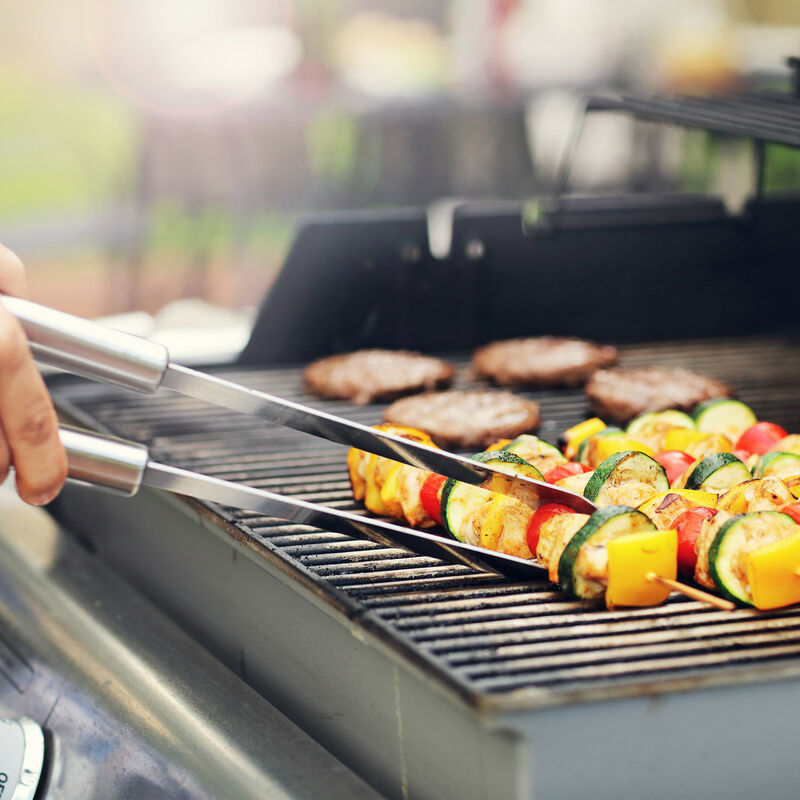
[663,428,732,457]
[606,529,678,608]
[485,438,512,452]
[379,464,405,520]
[347,448,367,501]
[746,530,800,610]
[594,435,654,463]
[364,454,391,516]
[479,495,508,551]
[563,417,606,460]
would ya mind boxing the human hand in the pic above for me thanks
[0,244,67,504]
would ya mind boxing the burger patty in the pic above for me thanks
[585,367,734,423]
[383,390,540,450]
[472,336,618,387]
[303,349,455,405]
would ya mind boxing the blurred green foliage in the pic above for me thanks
[763,144,800,191]
[148,200,292,266]
[0,65,136,222]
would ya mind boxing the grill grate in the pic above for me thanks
[589,90,800,148]
[51,335,800,708]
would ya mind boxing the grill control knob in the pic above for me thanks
[0,717,45,800]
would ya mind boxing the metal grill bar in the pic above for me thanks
[592,91,800,148]
[49,335,800,707]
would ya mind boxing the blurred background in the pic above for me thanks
[1,0,798,321]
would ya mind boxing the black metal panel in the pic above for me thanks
[239,195,800,364]
[49,336,800,707]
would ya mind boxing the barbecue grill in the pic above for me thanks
[9,83,800,799]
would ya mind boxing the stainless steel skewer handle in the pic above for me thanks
[59,427,149,496]
[3,295,169,393]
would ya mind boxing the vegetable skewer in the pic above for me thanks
[347,397,800,611]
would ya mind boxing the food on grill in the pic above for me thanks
[653,450,697,484]
[382,390,540,450]
[583,450,669,507]
[735,421,789,455]
[753,452,800,480]
[440,451,541,558]
[347,394,800,610]
[560,417,606,460]
[471,336,618,387]
[585,367,733,423]
[692,398,758,442]
[419,473,447,526]
[347,424,440,528]
[706,511,800,608]
[636,489,717,530]
[715,477,794,515]
[500,434,566,475]
[556,506,661,601]
[304,349,455,405]
[679,452,752,492]
[626,409,695,451]
[673,506,718,577]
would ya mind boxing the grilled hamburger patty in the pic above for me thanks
[472,336,618,387]
[383,390,540,450]
[304,349,455,405]
[585,367,734,423]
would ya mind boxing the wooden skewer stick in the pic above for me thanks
[646,572,736,611]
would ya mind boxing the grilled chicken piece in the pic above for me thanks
[717,477,795,515]
[599,480,658,509]
[555,470,594,495]
[537,513,591,583]
[396,465,437,528]
[495,498,535,559]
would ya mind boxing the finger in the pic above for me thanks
[0,425,10,485]
[0,306,67,504]
[0,244,28,297]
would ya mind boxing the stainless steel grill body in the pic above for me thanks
[50,336,800,799]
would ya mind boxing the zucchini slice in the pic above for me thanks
[576,427,623,466]
[558,506,656,600]
[501,434,566,472]
[583,450,669,507]
[692,398,757,442]
[628,409,695,432]
[441,451,542,542]
[709,510,800,605]
[440,480,493,543]
[472,450,545,481]
[626,410,695,450]
[684,453,751,492]
[753,451,800,481]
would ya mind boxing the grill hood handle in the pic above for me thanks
[2,296,169,393]
[57,426,546,580]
